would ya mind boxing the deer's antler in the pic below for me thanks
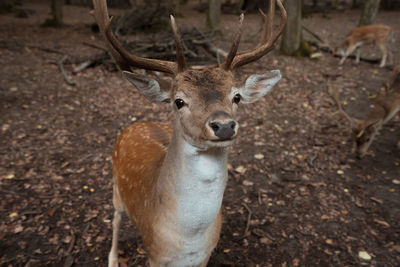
[222,0,287,70]
[93,0,185,74]
[327,80,360,126]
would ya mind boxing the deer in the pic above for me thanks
[337,24,393,68]
[328,65,400,158]
[92,0,286,266]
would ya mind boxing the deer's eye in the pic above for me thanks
[233,94,241,104]
[175,99,185,109]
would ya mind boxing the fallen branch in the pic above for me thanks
[242,203,252,236]
[302,25,324,43]
[57,56,76,86]
[72,60,94,74]
[27,45,64,54]
[82,41,108,52]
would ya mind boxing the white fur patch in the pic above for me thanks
[173,142,228,266]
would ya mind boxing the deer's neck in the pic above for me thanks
[159,122,229,234]
[373,93,400,124]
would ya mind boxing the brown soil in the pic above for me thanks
[1,1,399,266]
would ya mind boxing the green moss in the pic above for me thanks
[293,40,313,59]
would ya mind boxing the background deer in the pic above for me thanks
[337,24,393,67]
[92,0,286,266]
[329,65,400,158]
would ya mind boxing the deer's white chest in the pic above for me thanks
[173,144,228,266]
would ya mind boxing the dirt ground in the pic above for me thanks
[1,1,399,266]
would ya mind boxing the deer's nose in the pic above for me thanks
[207,111,238,140]
[209,121,236,140]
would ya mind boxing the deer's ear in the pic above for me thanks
[122,71,171,103]
[239,70,281,104]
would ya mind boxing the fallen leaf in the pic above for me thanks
[254,154,264,160]
[33,248,42,254]
[320,215,330,220]
[9,212,18,218]
[325,239,334,246]
[242,180,254,186]
[2,124,10,132]
[14,224,24,233]
[358,251,372,261]
[6,174,15,179]
[234,165,246,174]
[373,218,390,228]
[137,247,146,255]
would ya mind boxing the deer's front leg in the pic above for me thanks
[355,48,361,64]
[108,210,122,267]
[378,42,387,68]
[109,186,125,267]
[339,45,356,65]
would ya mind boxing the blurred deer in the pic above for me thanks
[92,0,286,266]
[337,24,393,68]
[329,65,400,158]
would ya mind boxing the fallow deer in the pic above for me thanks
[92,0,286,266]
[329,65,400,158]
[338,24,393,68]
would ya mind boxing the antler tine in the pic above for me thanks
[170,15,187,72]
[260,0,275,45]
[93,0,178,74]
[228,0,287,70]
[92,0,130,71]
[221,14,244,70]
[327,80,359,126]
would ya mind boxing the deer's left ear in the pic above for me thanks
[239,70,281,104]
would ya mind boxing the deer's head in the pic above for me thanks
[352,120,382,158]
[93,0,286,149]
[328,81,384,158]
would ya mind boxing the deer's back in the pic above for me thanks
[348,24,392,44]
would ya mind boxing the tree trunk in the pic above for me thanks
[280,0,302,56]
[206,0,221,31]
[358,0,380,26]
[52,0,63,26]
[240,0,267,12]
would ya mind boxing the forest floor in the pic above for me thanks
[1,1,400,266]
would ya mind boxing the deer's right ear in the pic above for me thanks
[122,71,171,103]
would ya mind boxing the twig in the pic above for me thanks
[0,189,19,195]
[242,203,252,236]
[57,56,76,86]
[308,154,318,167]
[72,60,94,74]
[302,25,325,43]
[82,41,108,52]
[66,230,76,254]
[26,45,64,55]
